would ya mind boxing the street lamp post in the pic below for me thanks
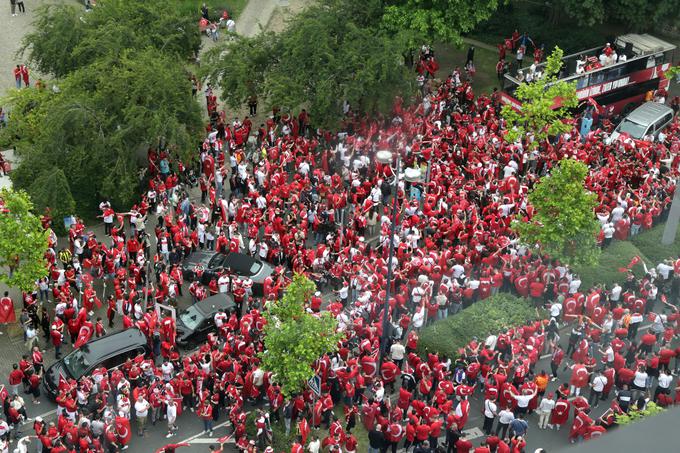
[376,150,421,369]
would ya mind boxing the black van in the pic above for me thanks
[43,328,150,399]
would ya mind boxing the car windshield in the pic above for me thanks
[617,119,647,139]
[62,350,90,379]
[208,254,224,268]
[179,305,205,330]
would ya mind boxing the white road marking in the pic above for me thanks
[462,426,485,440]
[178,420,232,444]
[189,438,235,444]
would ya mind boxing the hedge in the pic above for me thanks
[418,294,539,359]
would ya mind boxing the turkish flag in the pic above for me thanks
[298,418,310,444]
[74,325,93,349]
[0,297,15,324]
[114,416,132,445]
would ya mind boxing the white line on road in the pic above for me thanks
[178,420,231,445]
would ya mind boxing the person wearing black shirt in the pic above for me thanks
[368,425,386,453]
[445,425,461,453]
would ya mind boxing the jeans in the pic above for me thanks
[438,308,448,320]
[203,419,213,432]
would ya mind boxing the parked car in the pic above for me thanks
[608,102,674,143]
[43,328,149,399]
[182,251,273,297]
[176,293,236,348]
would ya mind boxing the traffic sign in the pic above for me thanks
[307,374,321,397]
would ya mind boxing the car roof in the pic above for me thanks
[78,328,147,360]
[193,292,236,315]
[223,252,259,274]
[625,102,674,125]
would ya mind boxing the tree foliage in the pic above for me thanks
[28,169,76,236]
[502,47,578,149]
[513,159,600,267]
[549,0,679,29]
[381,0,501,44]
[202,2,413,128]
[20,0,201,78]
[260,274,342,398]
[2,49,202,215]
[0,189,49,291]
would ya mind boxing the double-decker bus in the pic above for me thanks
[500,34,676,115]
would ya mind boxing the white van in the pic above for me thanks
[608,102,674,143]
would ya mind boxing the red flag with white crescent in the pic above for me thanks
[74,325,93,349]
[114,416,132,445]
[0,297,15,324]
[298,418,311,444]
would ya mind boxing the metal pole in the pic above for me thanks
[662,177,680,245]
[378,156,400,370]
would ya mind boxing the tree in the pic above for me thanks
[21,0,201,78]
[202,3,413,128]
[610,0,680,32]
[512,159,600,267]
[502,47,578,149]
[380,0,500,44]
[259,274,342,397]
[0,189,49,291]
[28,169,76,236]
[2,49,203,215]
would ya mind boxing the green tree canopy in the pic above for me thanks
[513,159,600,267]
[501,46,578,150]
[202,3,413,128]
[28,169,76,236]
[21,0,201,78]
[380,0,501,44]
[260,274,342,398]
[0,189,49,291]
[2,49,202,215]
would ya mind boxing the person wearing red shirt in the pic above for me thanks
[8,364,23,396]
[456,437,473,453]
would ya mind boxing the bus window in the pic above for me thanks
[646,56,655,68]
[654,53,664,65]
[590,71,605,85]
[576,75,589,89]
[606,66,624,81]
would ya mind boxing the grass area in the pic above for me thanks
[419,294,539,358]
[632,223,680,265]
[466,3,624,54]
[168,0,247,20]
[573,222,680,291]
[574,241,644,290]
[434,43,499,97]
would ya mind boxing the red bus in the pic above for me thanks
[500,34,677,115]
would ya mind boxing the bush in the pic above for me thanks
[418,294,538,359]
[246,411,296,452]
[632,224,680,266]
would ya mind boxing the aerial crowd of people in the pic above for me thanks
[1,38,680,453]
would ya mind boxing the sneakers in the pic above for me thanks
[209,430,213,437]
[166,433,174,438]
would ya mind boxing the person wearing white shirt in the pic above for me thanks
[412,306,425,330]
[588,372,608,407]
[633,367,648,393]
[654,369,673,402]
[610,283,622,303]
[389,341,406,368]
[308,436,321,453]
[482,398,498,435]
[537,394,555,429]
[656,261,674,280]
[496,407,514,438]
[568,275,581,295]
[134,396,150,436]
[549,301,563,319]
[165,399,178,438]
